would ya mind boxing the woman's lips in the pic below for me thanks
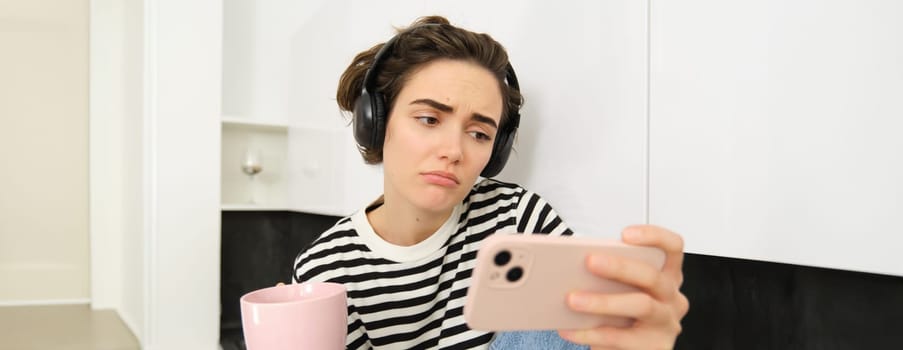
[421,171,460,187]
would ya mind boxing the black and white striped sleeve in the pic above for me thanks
[515,190,574,236]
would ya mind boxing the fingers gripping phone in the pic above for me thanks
[463,233,666,331]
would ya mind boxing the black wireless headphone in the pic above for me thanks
[352,25,521,178]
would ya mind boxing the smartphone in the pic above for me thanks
[463,233,666,331]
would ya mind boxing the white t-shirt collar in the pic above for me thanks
[351,203,463,262]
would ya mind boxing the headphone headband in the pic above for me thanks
[361,29,404,101]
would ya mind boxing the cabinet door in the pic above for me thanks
[650,0,903,276]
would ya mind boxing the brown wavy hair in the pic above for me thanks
[336,15,523,164]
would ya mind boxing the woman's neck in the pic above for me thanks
[367,193,455,247]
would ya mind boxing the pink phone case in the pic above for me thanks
[463,233,666,331]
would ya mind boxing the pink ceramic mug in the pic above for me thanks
[240,282,347,350]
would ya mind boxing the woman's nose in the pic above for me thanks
[437,131,463,163]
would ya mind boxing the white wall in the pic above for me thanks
[119,0,146,332]
[649,0,903,277]
[91,1,222,349]
[0,0,90,304]
[89,0,145,340]
[144,0,222,348]
[89,0,123,312]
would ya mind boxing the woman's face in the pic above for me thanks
[382,59,504,213]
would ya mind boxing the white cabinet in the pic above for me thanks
[649,0,903,276]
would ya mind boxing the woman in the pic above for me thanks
[293,15,688,349]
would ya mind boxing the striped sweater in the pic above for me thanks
[293,179,573,349]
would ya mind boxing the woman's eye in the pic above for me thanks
[416,116,439,125]
[469,131,492,142]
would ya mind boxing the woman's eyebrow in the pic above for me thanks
[410,98,498,129]
[470,115,498,130]
[410,98,453,112]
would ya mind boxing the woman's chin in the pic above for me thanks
[413,189,465,214]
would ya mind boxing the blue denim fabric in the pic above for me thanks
[489,330,589,350]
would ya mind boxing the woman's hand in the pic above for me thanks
[557,225,690,350]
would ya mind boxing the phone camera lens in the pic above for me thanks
[506,266,524,282]
[494,250,512,266]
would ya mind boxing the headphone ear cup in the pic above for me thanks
[353,90,375,149]
[371,91,387,148]
[481,126,516,178]
[353,90,388,150]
